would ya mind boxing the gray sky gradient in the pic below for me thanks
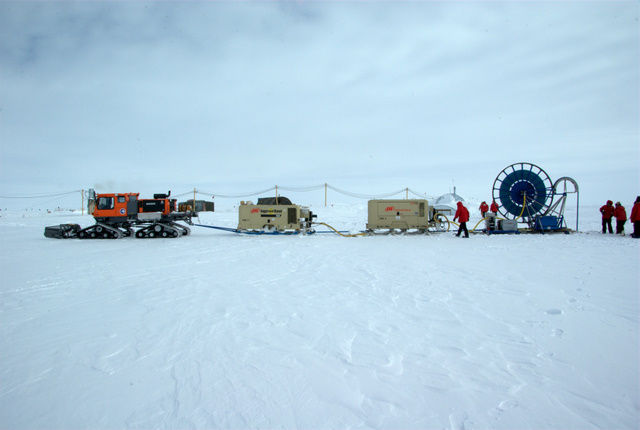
[0,1,638,209]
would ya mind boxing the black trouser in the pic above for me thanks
[616,220,626,234]
[602,218,613,234]
[633,221,640,238]
[456,222,469,238]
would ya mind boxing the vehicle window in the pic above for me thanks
[117,196,126,203]
[97,197,114,210]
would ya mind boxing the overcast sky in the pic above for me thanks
[0,1,638,210]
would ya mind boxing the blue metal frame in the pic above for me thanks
[533,215,565,232]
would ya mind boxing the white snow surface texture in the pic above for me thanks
[1,204,638,430]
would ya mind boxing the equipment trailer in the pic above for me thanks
[44,191,197,239]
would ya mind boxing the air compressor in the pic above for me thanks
[365,199,449,233]
[238,197,316,234]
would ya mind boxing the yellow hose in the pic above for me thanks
[318,196,529,237]
[516,194,527,219]
[318,208,514,236]
[451,213,512,233]
[314,222,367,237]
[316,213,453,236]
[451,218,484,232]
[470,218,486,232]
[433,212,451,232]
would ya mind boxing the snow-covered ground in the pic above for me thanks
[1,203,638,429]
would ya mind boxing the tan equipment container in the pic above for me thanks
[366,199,431,232]
[238,197,315,233]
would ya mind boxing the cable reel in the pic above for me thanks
[492,162,554,227]
[492,163,579,231]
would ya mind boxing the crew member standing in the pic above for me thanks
[613,202,627,235]
[630,196,640,238]
[454,201,470,238]
[600,200,615,234]
[479,201,489,218]
[490,201,499,214]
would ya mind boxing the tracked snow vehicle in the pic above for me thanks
[44,191,197,239]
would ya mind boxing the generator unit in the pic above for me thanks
[366,199,431,233]
[238,197,315,233]
[484,212,498,231]
[498,219,518,232]
[484,214,519,234]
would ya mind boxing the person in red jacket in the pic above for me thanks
[479,201,489,218]
[600,200,614,234]
[490,201,499,213]
[613,202,627,235]
[630,196,640,238]
[454,201,470,238]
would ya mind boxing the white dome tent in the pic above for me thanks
[432,189,465,215]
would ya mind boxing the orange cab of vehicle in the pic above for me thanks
[93,193,140,219]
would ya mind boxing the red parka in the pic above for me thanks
[631,202,640,222]
[479,202,489,213]
[490,202,498,212]
[613,205,627,221]
[454,202,470,223]
[600,201,614,219]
